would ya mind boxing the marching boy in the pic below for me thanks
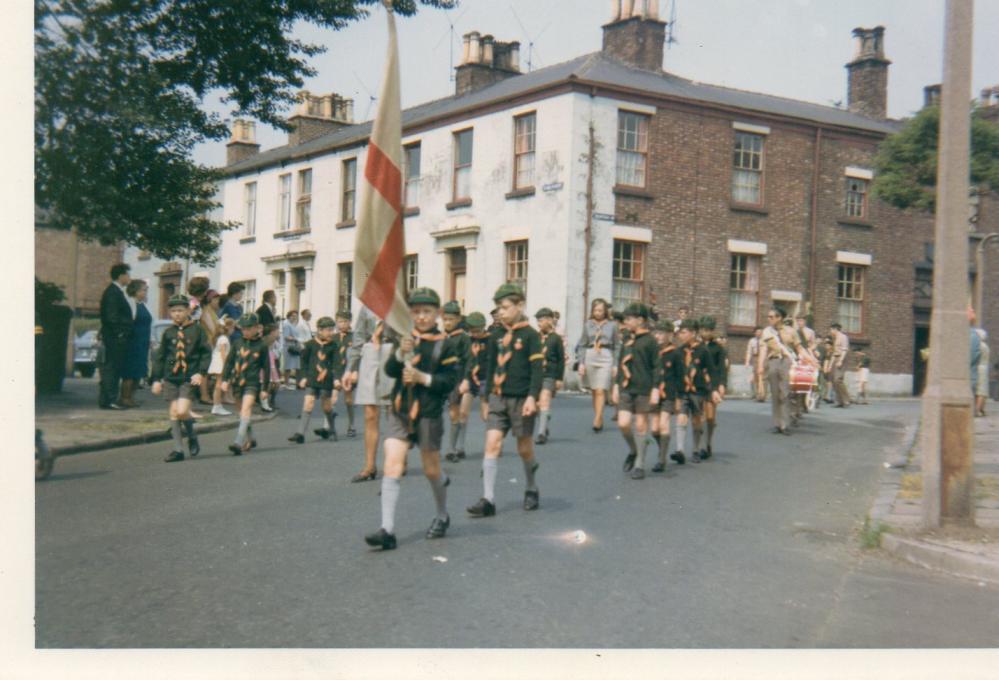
[288,316,340,444]
[150,294,212,463]
[467,284,544,517]
[221,313,271,455]
[699,316,728,460]
[651,319,679,473]
[364,288,461,551]
[534,307,565,445]
[671,318,717,464]
[330,311,357,437]
[459,311,491,426]
[442,301,472,463]
[612,303,660,480]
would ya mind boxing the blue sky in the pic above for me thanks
[194,0,999,166]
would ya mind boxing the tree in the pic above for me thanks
[35,0,454,264]
[872,104,999,212]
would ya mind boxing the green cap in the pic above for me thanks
[408,287,441,307]
[493,283,524,303]
[699,315,717,331]
[654,319,674,332]
[317,316,336,329]
[535,307,554,319]
[465,312,487,329]
[442,300,463,316]
[238,312,259,328]
[678,318,700,332]
[623,302,651,319]
[335,310,352,321]
[167,294,190,309]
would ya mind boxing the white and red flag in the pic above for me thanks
[354,0,409,335]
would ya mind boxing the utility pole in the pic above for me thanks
[921,0,975,528]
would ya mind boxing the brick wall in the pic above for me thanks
[35,227,124,315]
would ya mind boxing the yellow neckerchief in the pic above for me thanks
[337,329,350,356]
[171,320,195,375]
[620,327,649,388]
[394,326,447,428]
[469,331,487,385]
[658,342,677,393]
[493,319,531,395]
[235,333,260,386]
[448,327,465,338]
[682,340,704,393]
[591,318,608,351]
[314,337,333,383]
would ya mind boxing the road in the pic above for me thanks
[35,394,999,647]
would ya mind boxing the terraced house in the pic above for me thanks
[218,1,999,395]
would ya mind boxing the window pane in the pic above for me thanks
[279,174,291,231]
[300,169,312,195]
[456,130,473,166]
[244,183,256,235]
[406,145,421,180]
[515,151,535,189]
[732,169,761,204]
[729,291,757,327]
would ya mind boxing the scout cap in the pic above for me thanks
[238,312,259,328]
[465,312,487,329]
[335,310,352,320]
[534,307,554,319]
[442,300,463,316]
[493,283,524,303]
[623,302,651,319]
[408,287,441,307]
[678,318,700,332]
[317,316,336,329]
[699,315,717,331]
[167,294,190,308]
[654,319,674,332]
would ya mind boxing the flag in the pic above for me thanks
[354,1,409,335]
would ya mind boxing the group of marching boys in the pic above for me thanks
[147,285,728,552]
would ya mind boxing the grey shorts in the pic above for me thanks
[541,377,558,393]
[618,391,653,415]
[448,385,464,407]
[487,393,536,438]
[658,397,676,415]
[677,393,705,417]
[161,382,195,402]
[383,410,444,452]
[232,385,260,400]
[306,387,333,399]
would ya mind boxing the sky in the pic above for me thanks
[193,0,999,167]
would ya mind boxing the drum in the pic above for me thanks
[789,363,818,394]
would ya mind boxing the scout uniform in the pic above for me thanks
[653,319,679,472]
[222,312,271,454]
[150,294,212,462]
[760,317,800,434]
[534,307,565,445]
[467,283,544,518]
[442,300,472,461]
[289,316,340,444]
[464,312,490,398]
[700,316,728,458]
[672,318,713,463]
[855,350,871,404]
[615,303,659,479]
[332,310,357,436]
[365,288,462,552]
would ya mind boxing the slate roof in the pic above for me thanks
[225,51,899,176]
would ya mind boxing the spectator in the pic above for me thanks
[198,289,223,404]
[98,263,133,409]
[281,310,302,386]
[187,275,211,322]
[261,323,281,412]
[209,316,236,415]
[119,279,151,408]
[298,309,314,342]
[256,290,277,326]
[221,282,246,341]
[975,329,989,417]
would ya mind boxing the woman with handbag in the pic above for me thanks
[281,310,302,387]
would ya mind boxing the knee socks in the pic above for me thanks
[675,421,687,452]
[621,429,637,455]
[706,420,716,448]
[297,406,312,435]
[522,456,539,492]
[482,457,499,502]
[325,410,336,432]
[182,418,196,442]
[634,435,648,470]
[170,420,184,451]
[235,417,250,446]
[457,421,467,454]
[380,476,401,534]
[658,433,671,465]
[693,422,705,452]
[428,474,449,520]
[536,411,550,438]
[448,420,461,454]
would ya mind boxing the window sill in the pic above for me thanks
[725,325,757,337]
[613,185,654,200]
[335,220,356,230]
[446,199,472,211]
[838,218,873,229]
[845,334,870,346]
[273,229,311,240]
[239,236,256,244]
[729,202,768,215]
[505,187,536,200]
[403,207,420,218]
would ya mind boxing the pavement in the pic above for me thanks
[36,377,278,454]
[869,402,999,586]
[34,394,999,648]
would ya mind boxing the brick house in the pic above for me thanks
[218,1,999,395]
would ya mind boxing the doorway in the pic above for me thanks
[448,248,467,310]
[158,273,181,319]
[912,325,929,396]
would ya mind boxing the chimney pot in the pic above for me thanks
[482,35,495,65]
[461,32,472,64]
[845,26,890,119]
[601,2,667,71]
[226,119,260,165]
[454,31,522,95]
[509,42,521,71]
[610,0,622,21]
[468,31,482,64]
[622,0,635,18]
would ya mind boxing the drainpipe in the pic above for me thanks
[584,119,596,314]
[808,127,823,315]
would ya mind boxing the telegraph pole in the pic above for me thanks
[921,0,976,528]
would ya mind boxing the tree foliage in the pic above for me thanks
[35,0,455,264]
[872,105,999,212]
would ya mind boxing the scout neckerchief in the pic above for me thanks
[171,320,195,377]
[658,342,676,396]
[235,334,259,387]
[314,338,332,384]
[394,327,447,431]
[682,340,710,393]
[337,329,350,362]
[539,329,552,371]
[619,327,649,389]
[469,333,487,387]
[492,319,531,395]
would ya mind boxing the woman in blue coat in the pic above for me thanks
[120,279,152,407]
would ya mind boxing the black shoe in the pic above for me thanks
[314,428,330,440]
[691,451,702,464]
[703,446,712,460]
[623,452,636,472]
[164,450,185,463]
[426,515,450,539]
[630,467,645,480]
[250,439,258,449]
[592,425,603,433]
[351,468,378,483]
[535,433,547,445]
[671,451,686,465]
[346,428,357,438]
[523,489,540,511]
[781,428,792,436]
[835,404,847,408]
[456,451,466,460]
[466,498,496,517]
[772,427,783,434]
[188,438,200,458]
[651,462,665,473]
[364,528,397,550]
[444,452,459,463]
[228,444,243,456]
[289,433,305,444]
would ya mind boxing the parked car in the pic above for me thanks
[73,330,100,378]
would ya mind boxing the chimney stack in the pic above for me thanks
[602,0,667,72]
[455,31,522,96]
[923,84,942,109]
[226,120,260,165]
[287,91,354,146]
[845,26,891,119]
